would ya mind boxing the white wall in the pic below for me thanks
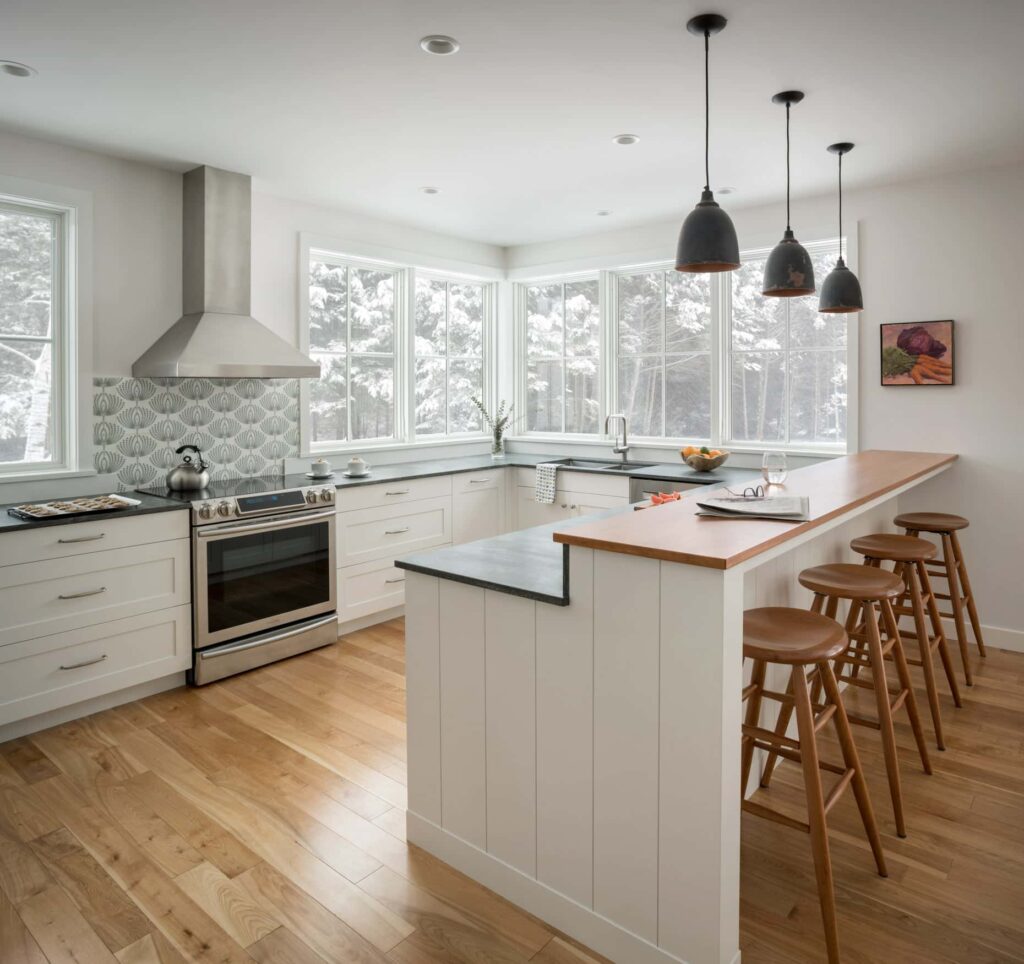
[507,162,1024,641]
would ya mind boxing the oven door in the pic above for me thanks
[193,507,336,649]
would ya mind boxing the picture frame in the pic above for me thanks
[880,320,955,386]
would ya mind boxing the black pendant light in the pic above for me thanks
[818,142,863,313]
[762,91,815,297]
[675,13,739,273]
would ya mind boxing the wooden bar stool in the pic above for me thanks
[895,511,986,686]
[851,533,963,750]
[761,564,932,838]
[742,607,887,964]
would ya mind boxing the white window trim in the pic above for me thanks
[297,233,498,457]
[0,175,93,483]
[511,231,859,457]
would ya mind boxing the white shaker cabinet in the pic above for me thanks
[452,469,507,543]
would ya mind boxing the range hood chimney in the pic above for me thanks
[132,165,320,378]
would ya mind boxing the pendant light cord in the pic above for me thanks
[785,101,791,231]
[837,151,844,259]
[703,30,710,191]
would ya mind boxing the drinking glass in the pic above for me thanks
[762,451,788,485]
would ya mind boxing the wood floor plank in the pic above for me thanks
[0,739,60,785]
[0,812,52,905]
[0,887,48,964]
[246,925,329,964]
[174,861,280,947]
[114,932,188,964]
[29,827,151,953]
[530,935,616,964]
[0,785,61,841]
[17,884,120,964]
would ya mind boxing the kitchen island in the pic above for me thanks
[397,450,956,964]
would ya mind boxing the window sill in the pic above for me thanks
[506,435,848,459]
[305,436,490,459]
[0,467,98,486]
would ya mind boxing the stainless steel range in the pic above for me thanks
[139,478,337,684]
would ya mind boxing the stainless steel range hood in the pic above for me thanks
[132,166,320,379]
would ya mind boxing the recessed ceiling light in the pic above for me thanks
[596,210,612,217]
[718,186,736,195]
[0,61,37,78]
[419,186,440,195]
[420,35,460,55]
[612,134,639,146]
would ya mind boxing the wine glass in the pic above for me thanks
[762,451,788,486]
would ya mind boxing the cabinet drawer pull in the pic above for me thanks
[57,533,105,544]
[384,489,410,496]
[468,479,490,484]
[385,576,405,584]
[58,586,107,600]
[384,527,410,535]
[59,654,107,671]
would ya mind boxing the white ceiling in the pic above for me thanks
[3,0,1023,246]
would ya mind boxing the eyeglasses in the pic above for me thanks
[722,484,767,500]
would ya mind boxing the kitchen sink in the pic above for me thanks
[547,458,657,472]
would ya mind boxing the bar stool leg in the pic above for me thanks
[940,532,973,686]
[902,560,947,750]
[863,599,907,838]
[952,530,987,657]
[791,665,842,964]
[881,598,932,775]
[741,659,767,795]
[819,662,888,878]
[918,560,963,709]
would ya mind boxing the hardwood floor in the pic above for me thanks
[0,619,1020,963]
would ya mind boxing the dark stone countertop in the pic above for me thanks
[0,490,189,534]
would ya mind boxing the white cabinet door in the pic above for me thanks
[515,487,575,529]
[567,491,629,517]
[453,471,506,544]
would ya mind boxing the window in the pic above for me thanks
[308,258,399,447]
[616,269,711,439]
[515,239,850,453]
[728,244,847,447]
[414,278,486,437]
[523,279,599,434]
[0,199,69,472]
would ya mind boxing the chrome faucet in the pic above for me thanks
[605,413,630,464]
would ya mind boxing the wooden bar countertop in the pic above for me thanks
[552,450,957,570]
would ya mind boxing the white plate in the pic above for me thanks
[343,471,371,478]
[305,472,335,479]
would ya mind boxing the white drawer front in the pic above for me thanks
[335,474,452,513]
[512,468,629,499]
[1,510,188,568]
[0,605,191,725]
[338,559,407,622]
[337,497,451,568]
[452,469,504,494]
[0,540,191,648]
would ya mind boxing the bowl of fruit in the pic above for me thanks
[681,445,729,472]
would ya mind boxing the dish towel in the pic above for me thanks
[534,462,560,504]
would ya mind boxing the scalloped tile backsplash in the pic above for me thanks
[93,376,300,489]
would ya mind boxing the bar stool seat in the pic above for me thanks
[894,511,969,532]
[743,607,848,664]
[798,563,903,601]
[851,533,936,563]
[742,606,887,964]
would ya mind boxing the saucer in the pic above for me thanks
[305,472,335,479]
[343,470,371,478]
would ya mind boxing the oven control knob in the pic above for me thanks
[216,501,234,518]
[319,488,334,503]
[306,490,318,504]
[197,503,215,520]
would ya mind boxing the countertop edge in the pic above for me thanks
[0,496,190,533]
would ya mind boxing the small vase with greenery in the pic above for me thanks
[472,397,515,460]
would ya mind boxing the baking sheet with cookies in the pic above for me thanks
[7,494,142,521]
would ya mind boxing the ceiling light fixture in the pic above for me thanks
[419,35,460,55]
[613,134,639,145]
[762,91,815,297]
[419,186,440,195]
[675,14,739,274]
[818,142,863,313]
[0,61,37,78]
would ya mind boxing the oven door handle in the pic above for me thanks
[196,507,337,538]
[198,613,338,660]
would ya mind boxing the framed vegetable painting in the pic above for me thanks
[880,320,955,385]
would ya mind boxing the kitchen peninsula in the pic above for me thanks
[398,450,957,964]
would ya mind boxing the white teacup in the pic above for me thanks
[347,456,369,476]
[310,458,332,478]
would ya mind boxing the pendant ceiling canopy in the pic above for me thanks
[762,91,816,298]
[818,142,864,313]
[675,13,740,274]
